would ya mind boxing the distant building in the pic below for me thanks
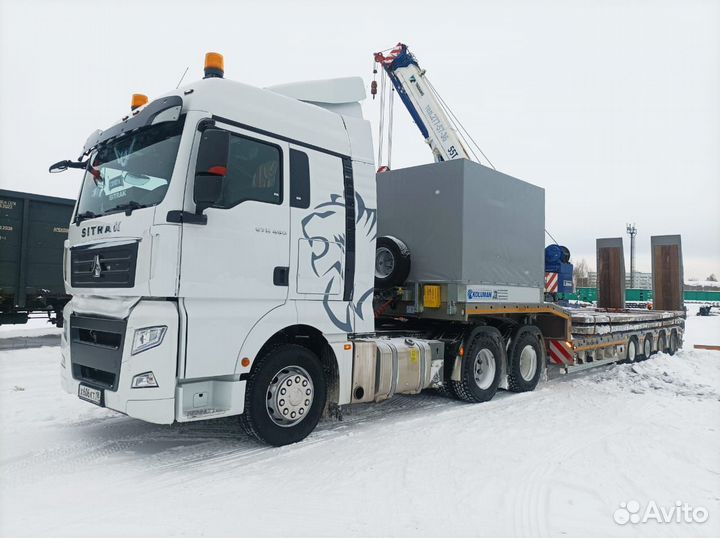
[626,271,652,289]
[578,271,652,289]
[577,271,597,288]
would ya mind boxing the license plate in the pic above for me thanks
[78,384,103,406]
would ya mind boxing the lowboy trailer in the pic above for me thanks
[50,50,684,446]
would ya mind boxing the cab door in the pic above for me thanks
[179,124,291,379]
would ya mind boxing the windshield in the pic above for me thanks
[76,116,185,218]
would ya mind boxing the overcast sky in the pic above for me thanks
[1,0,717,279]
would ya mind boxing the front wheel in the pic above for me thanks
[240,344,327,446]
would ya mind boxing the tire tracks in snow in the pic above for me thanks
[510,381,687,537]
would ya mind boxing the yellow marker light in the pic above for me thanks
[204,52,225,79]
[131,93,148,111]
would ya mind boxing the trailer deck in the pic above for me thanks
[547,306,685,372]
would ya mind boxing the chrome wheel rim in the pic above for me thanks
[266,365,314,427]
[375,247,395,279]
[519,345,537,381]
[473,349,496,390]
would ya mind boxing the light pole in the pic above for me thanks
[626,223,637,288]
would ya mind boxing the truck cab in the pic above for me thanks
[60,55,377,445]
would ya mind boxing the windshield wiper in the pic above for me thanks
[74,210,98,224]
[106,201,149,216]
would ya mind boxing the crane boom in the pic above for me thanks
[374,43,473,163]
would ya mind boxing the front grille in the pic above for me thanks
[71,242,138,288]
[70,314,127,391]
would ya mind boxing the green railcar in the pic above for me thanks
[559,287,720,304]
[0,189,74,325]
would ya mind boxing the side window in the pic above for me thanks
[289,149,310,209]
[215,134,282,208]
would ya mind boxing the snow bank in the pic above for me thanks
[577,350,720,399]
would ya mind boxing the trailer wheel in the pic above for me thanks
[668,331,678,355]
[507,326,543,392]
[640,334,653,360]
[451,326,504,403]
[626,336,639,363]
[240,344,327,447]
[374,236,411,289]
[657,332,667,354]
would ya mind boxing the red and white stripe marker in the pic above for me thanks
[545,272,559,293]
[547,339,574,365]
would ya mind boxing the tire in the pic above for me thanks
[626,336,638,363]
[657,332,667,354]
[507,326,543,393]
[668,331,678,356]
[451,326,504,403]
[240,344,327,447]
[639,334,653,360]
[374,236,411,289]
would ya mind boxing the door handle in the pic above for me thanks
[166,210,207,225]
[273,266,289,286]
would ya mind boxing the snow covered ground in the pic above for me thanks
[0,311,718,537]
[0,317,61,339]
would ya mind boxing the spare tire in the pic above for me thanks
[374,236,411,289]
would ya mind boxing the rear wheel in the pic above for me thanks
[640,334,653,360]
[657,333,667,354]
[240,344,327,446]
[451,327,504,403]
[626,337,638,363]
[507,326,543,392]
[668,331,679,355]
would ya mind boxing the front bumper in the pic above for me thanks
[61,298,178,424]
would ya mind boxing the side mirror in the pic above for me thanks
[194,128,230,213]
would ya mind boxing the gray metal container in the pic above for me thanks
[376,159,545,287]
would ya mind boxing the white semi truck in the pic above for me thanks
[52,50,685,446]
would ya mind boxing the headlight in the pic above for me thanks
[132,371,158,388]
[131,326,167,355]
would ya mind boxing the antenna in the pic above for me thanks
[176,66,189,89]
[626,223,637,288]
